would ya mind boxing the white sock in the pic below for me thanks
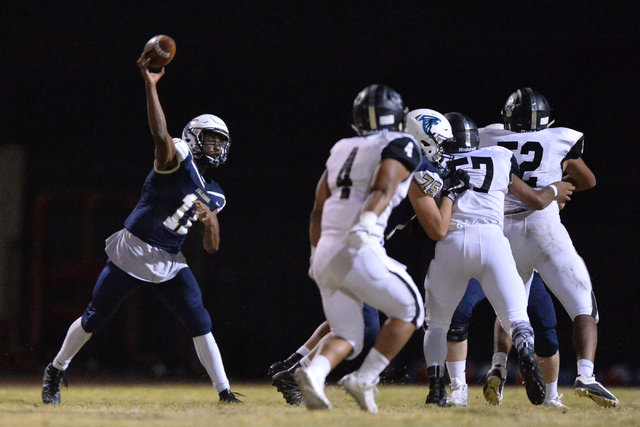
[545,380,559,400]
[193,333,230,393]
[53,318,92,370]
[357,347,389,384]
[306,354,331,382]
[577,359,594,377]
[492,352,508,369]
[299,355,311,367]
[296,345,311,357]
[446,361,466,385]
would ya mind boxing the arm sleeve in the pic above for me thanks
[381,137,423,172]
[510,154,521,178]
[564,135,584,161]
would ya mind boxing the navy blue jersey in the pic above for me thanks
[124,139,226,254]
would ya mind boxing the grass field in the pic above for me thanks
[1,382,638,426]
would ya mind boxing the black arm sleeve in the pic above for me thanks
[381,137,423,172]
[510,154,522,178]
[563,135,584,163]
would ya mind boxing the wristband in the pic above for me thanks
[548,184,559,198]
[357,211,378,230]
[310,245,316,259]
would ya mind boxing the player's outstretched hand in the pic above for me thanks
[442,169,471,202]
[137,54,165,84]
[552,181,575,204]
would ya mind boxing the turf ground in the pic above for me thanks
[1,383,638,426]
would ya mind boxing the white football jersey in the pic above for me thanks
[447,146,517,226]
[322,131,422,240]
[479,127,584,212]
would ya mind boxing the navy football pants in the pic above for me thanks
[81,261,212,337]
[450,272,559,357]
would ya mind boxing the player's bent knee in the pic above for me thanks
[534,328,559,358]
[447,326,469,342]
[184,309,212,337]
[81,304,108,333]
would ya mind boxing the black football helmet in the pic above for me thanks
[352,84,407,135]
[442,112,479,154]
[501,87,552,132]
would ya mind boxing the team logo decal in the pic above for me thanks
[416,114,440,134]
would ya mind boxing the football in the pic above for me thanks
[143,35,176,69]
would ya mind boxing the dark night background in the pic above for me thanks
[1,2,638,387]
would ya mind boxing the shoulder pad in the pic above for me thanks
[175,139,191,161]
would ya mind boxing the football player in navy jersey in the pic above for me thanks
[42,53,241,405]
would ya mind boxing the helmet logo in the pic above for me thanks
[416,114,440,134]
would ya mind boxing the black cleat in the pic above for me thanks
[42,363,67,405]
[574,375,619,407]
[268,353,303,377]
[219,388,244,403]
[518,346,545,405]
[425,368,447,407]
[272,367,304,406]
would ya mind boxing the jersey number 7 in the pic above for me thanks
[449,157,494,193]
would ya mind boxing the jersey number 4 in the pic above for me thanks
[449,157,494,193]
[336,147,358,199]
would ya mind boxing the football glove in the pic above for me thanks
[345,211,377,252]
[442,169,471,202]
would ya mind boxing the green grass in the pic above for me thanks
[1,383,639,426]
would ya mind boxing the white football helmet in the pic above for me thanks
[182,114,230,168]
[405,109,454,163]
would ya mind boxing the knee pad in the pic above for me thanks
[447,326,469,342]
[534,327,559,358]
[81,303,108,333]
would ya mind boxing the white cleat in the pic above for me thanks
[293,367,332,410]
[446,378,468,406]
[542,393,568,408]
[338,372,379,413]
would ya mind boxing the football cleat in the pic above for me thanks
[293,367,331,410]
[268,353,303,377]
[542,393,568,408]
[338,372,379,414]
[574,375,619,407]
[446,378,468,407]
[272,367,304,406]
[518,345,546,405]
[218,389,244,403]
[41,363,67,405]
[483,366,506,405]
[425,374,448,407]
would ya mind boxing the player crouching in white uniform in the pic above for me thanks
[421,111,574,406]
[294,85,425,413]
[480,88,618,407]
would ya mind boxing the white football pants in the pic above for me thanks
[424,223,530,336]
[311,235,424,359]
[504,203,597,321]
